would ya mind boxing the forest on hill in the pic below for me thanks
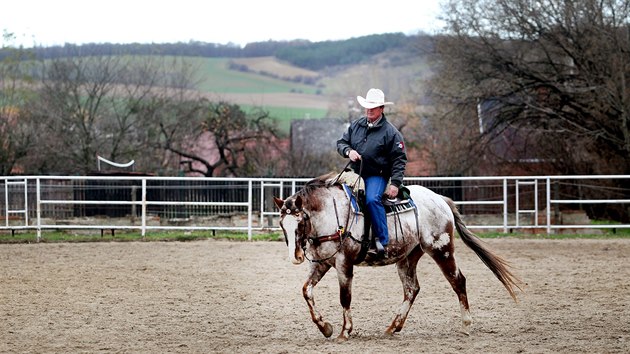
[1,32,430,71]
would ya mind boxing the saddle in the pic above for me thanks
[382,186,415,212]
[351,185,415,215]
[342,183,417,263]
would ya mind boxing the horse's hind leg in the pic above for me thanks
[385,245,423,335]
[429,242,472,335]
[303,262,334,338]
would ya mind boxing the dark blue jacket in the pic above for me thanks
[336,114,407,187]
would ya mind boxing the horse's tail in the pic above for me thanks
[444,198,524,302]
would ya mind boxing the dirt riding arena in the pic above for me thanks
[1,238,629,353]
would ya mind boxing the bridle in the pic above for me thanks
[281,194,358,264]
[279,163,366,263]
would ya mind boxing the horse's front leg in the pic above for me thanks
[336,261,354,341]
[386,245,423,335]
[303,262,333,338]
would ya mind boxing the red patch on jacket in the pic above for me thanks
[397,141,405,150]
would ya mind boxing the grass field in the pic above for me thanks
[242,105,328,133]
[70,54,428,134]
[194,57,321,95]
[188,57,331,132]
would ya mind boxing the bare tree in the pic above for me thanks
[23,54,201,174]
[426,0,630,175]
[0,32,37,175]
[158,101,280,177]
[278,149,340,177]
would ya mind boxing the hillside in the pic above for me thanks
[190,48,430,132]
[229,57,320,80]
[3,35,431,133]
[188,57,328,132]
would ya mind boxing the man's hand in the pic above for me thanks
[387,185,399,199]
[348,149,361,162]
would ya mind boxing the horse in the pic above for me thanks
[273,171,523,341]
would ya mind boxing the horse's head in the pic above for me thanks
[274,195,311,264]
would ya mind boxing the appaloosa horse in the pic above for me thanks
[274,171,522,340]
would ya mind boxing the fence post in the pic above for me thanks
[248,180,253,240]
[503,178,508,233]
[36,178,41,242]
[141,179,147,238]
[546,177,551,234]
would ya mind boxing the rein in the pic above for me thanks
[331,160,352,185]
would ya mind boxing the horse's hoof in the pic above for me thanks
[336,334,349,342]
[322,322,334,338]
[460,326,471,336]
[460,319,472,336]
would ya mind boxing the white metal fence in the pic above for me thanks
[2,175,629,241]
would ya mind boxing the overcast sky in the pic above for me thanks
[1,0,445,48]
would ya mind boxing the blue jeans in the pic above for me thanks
[364,176,388,246]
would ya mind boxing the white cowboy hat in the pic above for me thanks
[357,88,394,109]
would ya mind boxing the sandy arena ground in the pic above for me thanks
[1,238,629,353]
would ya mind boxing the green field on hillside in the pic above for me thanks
[34,54,423,134]
[239,105,328,133]
[193,57,321,95]
[32,55,330,134]
[188,57,330,133]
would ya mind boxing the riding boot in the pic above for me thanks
[375,239,385,257]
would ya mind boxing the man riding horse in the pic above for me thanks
[274,171,522,340]
[337,88,407,258]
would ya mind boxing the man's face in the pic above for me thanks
[366,106,383,122]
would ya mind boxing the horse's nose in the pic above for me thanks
[292,248,305,264]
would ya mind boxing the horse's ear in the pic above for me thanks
[295,195,303,209]
[273,197,284,210]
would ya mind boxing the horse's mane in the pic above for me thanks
[298,170,364,198]
[298,172,335,197]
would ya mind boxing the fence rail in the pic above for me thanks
[2,175,629,241]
